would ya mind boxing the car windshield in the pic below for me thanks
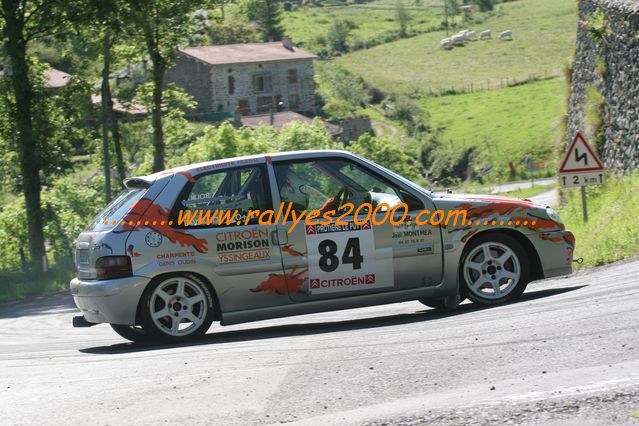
[87,189,145,231]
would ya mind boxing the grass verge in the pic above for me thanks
[559,171,639,268]
[0,269,73,304]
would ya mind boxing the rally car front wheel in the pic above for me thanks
[139,274,215,343]
[460,233,530,305]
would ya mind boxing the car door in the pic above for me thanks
[270,156,442,303]
[168,163,291,312]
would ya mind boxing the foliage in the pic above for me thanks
[586,10,609,46]
[473,0,494,12]
[395,3,411,38]
[315,62,370,119]
[559,171,639,268]
[385,94,428,136]
[445,0,461,24]
[0,61,82,192]
[0,176,101,271]
[242,0,286,41]
[584,84,605,153]
[348,133,419,180]
[207,18,260,45]
[134,83,197,111]
[327,19,353,52]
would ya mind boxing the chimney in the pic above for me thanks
[282,36,294,51]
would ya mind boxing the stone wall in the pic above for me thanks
[338,116,373,144]
[568,0,639,172]
[164,55,213,112]
[210,59,315,116]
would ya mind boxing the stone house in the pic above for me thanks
[165,38,317,117]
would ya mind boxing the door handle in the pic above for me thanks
[271,229,288,246]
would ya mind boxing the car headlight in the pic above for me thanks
[546,208,563,225]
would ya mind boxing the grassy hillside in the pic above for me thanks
[559,171,639,268]
[283,0,444,53]
[335,0,577,94]
[421,78,566,180]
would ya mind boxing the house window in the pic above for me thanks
[228,76,235,95]
[253,74,272,93]
[238,99,250,115]
[287,69,298,84]
[289,94,300,110]
[256,96,273,114]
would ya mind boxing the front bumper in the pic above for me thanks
[70,275,150,325]
[532,229,575,279]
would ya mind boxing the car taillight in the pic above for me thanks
[95,256,132,280]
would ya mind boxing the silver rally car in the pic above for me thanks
[71,150,575,342]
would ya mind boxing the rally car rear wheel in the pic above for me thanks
[460,234,530,305]
[140,274,214,343]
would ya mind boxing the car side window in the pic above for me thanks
[174,165,272,227]
[273,158,422,215]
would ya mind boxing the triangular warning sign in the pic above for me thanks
[559,132,605,173]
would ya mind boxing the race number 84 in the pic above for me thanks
[318,238,363,272]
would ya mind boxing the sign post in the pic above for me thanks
[559,132,606,222]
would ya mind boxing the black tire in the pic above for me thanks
[459,233,531,305]
[110,324,150,343]
[418,298,447,309]
[139,273,215,343]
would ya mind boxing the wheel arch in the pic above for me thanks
[461,228,544,281]
[134,271,222,325]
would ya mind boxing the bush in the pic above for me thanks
[327,19,352,52]
[472,0,494,12]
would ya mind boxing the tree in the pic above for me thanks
[395,3,411,38]
[472,0,493,12]
[242,0,285,41]
[444,0,460,28]
[0,0,81,273]
[96,1,128,199]
[260,0,285,41]
[208,18,260,45]
[327,20,352,52]
[126,0,202,172]
[315,63,370,119]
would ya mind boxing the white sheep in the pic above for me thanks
[480,29,491,40]
[499,30,513,40]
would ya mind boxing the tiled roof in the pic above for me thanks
[45,68,71,88]
[179,42,316,65]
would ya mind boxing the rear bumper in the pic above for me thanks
[70,275,150,325]
[532,229,575,279]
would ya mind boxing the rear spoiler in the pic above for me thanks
[123,177,154,189]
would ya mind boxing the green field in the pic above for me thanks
[335,0,577,93]
[421,78,566,179]
[282,0,444,52]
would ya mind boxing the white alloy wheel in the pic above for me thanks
[147,276,209,337]
[463,242,521,300]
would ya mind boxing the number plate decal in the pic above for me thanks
[305,221,394,294]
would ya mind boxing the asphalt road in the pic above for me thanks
[529,188,559,207]
[491,178,555,194]
[1,257,639,425]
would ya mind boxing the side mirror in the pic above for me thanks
[399,189,424,211]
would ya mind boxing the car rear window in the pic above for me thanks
[87,189,145,231]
